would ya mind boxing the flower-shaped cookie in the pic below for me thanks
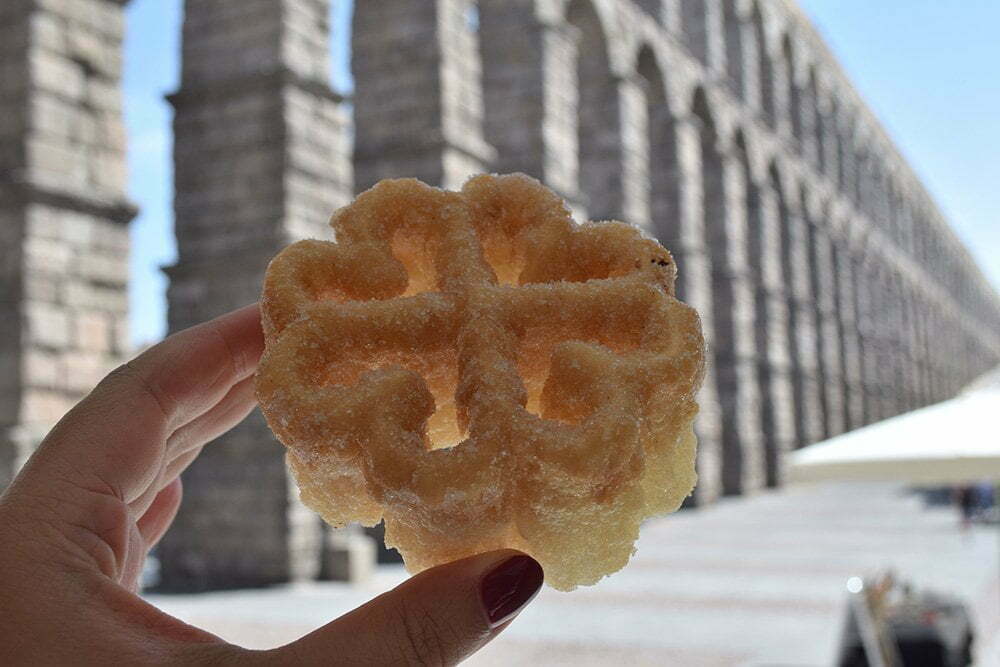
[256,173,705,590]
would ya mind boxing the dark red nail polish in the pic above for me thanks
[480,554,544,628]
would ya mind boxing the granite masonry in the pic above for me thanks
[352,0,1000,506]
[157,0,354,590]
[2,0,999,591]
[0,0,134,489]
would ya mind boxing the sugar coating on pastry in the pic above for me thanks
[255,173,705,591]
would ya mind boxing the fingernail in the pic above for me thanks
[480,554,544,628]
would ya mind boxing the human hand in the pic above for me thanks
[0,304,543,665]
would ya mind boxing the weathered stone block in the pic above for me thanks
[22,273,61,303]
[74,311,109,351]
[67,26,119,77]
[27,135,88,185]
[29,51,86,100]
[30,11,67,53]
[25,301,70,349]
[62,351,107,393]
[63,280,128,312]
[24,235,72,272]
[85,78,120,112]
[22,349,60,388]
[21,388,75,425]
[75,250,128,285]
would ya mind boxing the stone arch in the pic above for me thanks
[830,211,862,430]
[897,195,915,257]
[814,196,844,435]
[636,45,681,247]
[681,0,709,64]
[907,207,920,262]
[881,166,896,230]
[567,0,624,220]
[861,153,882,224]
[781,33,802,143]
[897,277,918,410]
[693,87,725,254]
[881,269,902,416]
[751,2,774,126]
[863,156,879,220]
[790,180,823,445]
[808,66,824,172]
[855,251,880,424]
[831,215,853,413]
[801,185,829,439]
[885,173,899,240]
[773,163,817,448]
[921,213,937,268]
[835,113,850,193]
[773,164,794,301]
[766,161,795,468]
[693,87,742,493]
[736,129,778,489]
[824,97,841,184]
[870,159,889,225]
[853,145,868,210]
[722,0,745,99]
[911,206,925,264]
[740,132,765,286]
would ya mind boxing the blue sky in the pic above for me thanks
[123,0,999,346]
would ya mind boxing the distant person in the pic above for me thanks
[954,485,977,530]
[0,305,543,664]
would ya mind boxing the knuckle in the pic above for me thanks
[206,320,248,380]
[101,359,139,389]
[102,359,170,422]
[5,488,125,579]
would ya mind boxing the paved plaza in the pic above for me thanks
[147,481,998,665]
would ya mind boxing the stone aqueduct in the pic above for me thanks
[2,0,999,590]
[352,0,1000,503]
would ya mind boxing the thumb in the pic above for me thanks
[265,550,543,666]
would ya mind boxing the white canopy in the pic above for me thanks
[790,369,1000,484]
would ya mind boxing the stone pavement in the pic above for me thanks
[146,482,999,665]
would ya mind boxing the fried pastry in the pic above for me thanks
[256,173,704,590]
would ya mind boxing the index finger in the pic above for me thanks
[18,304,264,504]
